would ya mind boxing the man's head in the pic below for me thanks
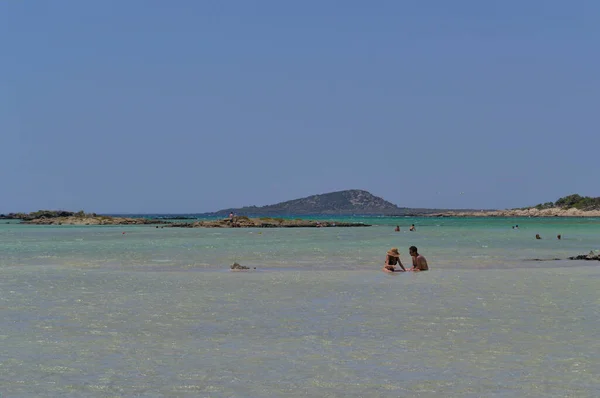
[409,246,418,256]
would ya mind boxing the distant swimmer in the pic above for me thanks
[557,234,562,240]
[535,234,541,240]
[409,246,429,271]
[383,248,406,272]
[394,225,400,232]
[409,224,416,232]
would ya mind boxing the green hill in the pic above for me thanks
[531,194,600,210]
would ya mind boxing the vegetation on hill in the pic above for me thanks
[532,194,600,210]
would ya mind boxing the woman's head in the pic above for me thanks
[387,248,400,257]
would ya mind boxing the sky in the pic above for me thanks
[1,1,599,213]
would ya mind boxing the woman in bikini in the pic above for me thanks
[383,248,407,272]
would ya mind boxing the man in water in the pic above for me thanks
[409,246,428,271]
[409,224,416,231]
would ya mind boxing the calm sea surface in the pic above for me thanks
[1,217,599,397]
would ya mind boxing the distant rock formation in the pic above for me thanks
[167,216,370,228]
[1,210,81,220]
[22,215,169,225]
[18,214,369,227]
[205,189,417,216]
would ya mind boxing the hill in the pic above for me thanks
[206,189,429,216]
[529,194,600,211]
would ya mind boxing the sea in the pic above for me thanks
[1,216,599,397]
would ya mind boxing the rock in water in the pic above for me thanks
[231,262,250,270]
[568,251,600,261]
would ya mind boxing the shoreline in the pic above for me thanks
[429,207,600,218]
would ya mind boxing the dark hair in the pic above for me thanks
[409,246,418,253]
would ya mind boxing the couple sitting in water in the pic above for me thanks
[383,246,428,272]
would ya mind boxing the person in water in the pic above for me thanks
[383,248,406,272]
[394,225,400,232]
[535,234,541,240]
[409,246,428,271]
[409,224,416,231]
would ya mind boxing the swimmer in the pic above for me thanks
[409,224,416,232]
[394,225,400,232]
[535,234,541,240]
[557,234,561,240]
[383,248,406,272]
[409,246,429,271]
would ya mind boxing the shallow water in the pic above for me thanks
[1,218,599,396]
[2,217,599,271]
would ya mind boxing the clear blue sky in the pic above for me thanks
[2,1,599,213]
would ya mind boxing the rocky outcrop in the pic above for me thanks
[568,251,600,261]
[0,210,97,221]
[230,262,254,270]
[167,217,370,228]
[22,216,169,225]
[431,208,600,218]
[0,213,23,220]
[22,215,369,227]
[1,210,95,221]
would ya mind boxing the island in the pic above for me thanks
[199,189,451,216]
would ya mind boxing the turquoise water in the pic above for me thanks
[1,217,599,396]
[2,217,599,270]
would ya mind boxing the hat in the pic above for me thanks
[387,248,400,257]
